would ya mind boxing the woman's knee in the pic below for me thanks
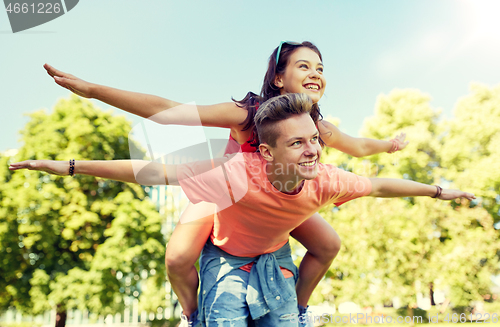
[311,229,341,263]
[165,244,197,273]
[325,232,341,259]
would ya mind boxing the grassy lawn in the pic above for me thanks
[1,320,500,327]
[324,324,500,327]
[0,324,41,327]
[320,314,500,326]
[316,305,500,327]
[1,305,499,326]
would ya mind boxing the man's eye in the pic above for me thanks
[292,141,301,146]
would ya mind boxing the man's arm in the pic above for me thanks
[9,155,233,187]
[9,159,176,186]
[368,178,475,200]
[318,120,408,157]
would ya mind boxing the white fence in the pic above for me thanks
[0,300,181,326]
[1,186,186,327]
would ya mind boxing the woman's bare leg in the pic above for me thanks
[290,213,341,306]
[165,202,215,316]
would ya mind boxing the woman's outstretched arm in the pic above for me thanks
[44,64,248,129]
[317,120,409,157]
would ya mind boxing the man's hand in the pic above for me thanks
[439,189,476,201]
[44,64,94,98]
[9,160,69,176]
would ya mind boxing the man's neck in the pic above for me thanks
[265,163,304,194]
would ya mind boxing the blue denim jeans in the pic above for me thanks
[199,240,298,325]
[202,267,298,326]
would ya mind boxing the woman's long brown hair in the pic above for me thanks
[232,41,324,145]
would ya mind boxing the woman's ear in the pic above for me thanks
[274,75,284,89]
[259,143,274,162]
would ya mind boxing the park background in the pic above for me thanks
[1,0,500,326]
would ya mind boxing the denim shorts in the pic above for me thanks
[202,267,299,326]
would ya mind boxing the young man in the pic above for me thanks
[10,93,474,327]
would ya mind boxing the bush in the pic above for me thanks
[396,307,428,321]
[452,305,472,315]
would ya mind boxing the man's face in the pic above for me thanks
[267,113,322,181]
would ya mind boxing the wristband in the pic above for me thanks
[431,185,442,198]
[69,159,75,176]
[387,139,399,153]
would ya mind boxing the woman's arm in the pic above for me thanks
[44,64,248,129]
[317,120,408,157]
[368,178,475,200]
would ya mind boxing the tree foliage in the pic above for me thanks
[440,83,500,223]
[0,96,166,324]
[310,86,500,309]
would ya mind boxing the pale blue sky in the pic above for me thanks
[1,0,500,153]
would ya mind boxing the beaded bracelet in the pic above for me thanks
[69,159,75,176]
[387,139,399,153]
[431,185,442,198]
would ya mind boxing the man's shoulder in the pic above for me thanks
[241,152,263,161]
[223,152,264,174]
[236,152,264,167]
[316,162,341,177]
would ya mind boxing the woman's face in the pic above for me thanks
[275,47,326,104]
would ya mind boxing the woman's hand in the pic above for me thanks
[9,160,69,176]
[391,132,409,152]
[44,64,94,98]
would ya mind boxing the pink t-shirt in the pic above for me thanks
[178,152,372,257]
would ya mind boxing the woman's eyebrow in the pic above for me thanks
[294,59,324,66]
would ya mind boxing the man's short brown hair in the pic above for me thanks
[254,93,314,147]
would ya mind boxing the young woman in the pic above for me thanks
[43,41,408,325]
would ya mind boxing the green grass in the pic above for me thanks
[0,323,42,327]
[324,324,500,327]
[317,305,500,327]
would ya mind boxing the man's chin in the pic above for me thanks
[300,171,318,180]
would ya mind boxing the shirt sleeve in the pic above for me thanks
[177,155,243,209]
[323,165,372,206]
[176,163,226,206]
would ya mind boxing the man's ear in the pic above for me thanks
[274,75,284,89]
[259,143,274,162]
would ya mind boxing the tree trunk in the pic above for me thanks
[408,305,414,327]
[430,282,435,306]
[55,305,67,327]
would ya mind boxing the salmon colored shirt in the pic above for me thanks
[178,152,372,258]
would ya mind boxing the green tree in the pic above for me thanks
[0,153,25,310]
[440,83,500,224]
[361,88,441,184]
[430,201,498,308]
[0,96,166,326]
[310,88,500,312]
[438,83,500,308]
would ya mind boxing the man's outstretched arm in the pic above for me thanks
[368,178,475,201]
[9,160,175,186]
[9,155,232,187]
